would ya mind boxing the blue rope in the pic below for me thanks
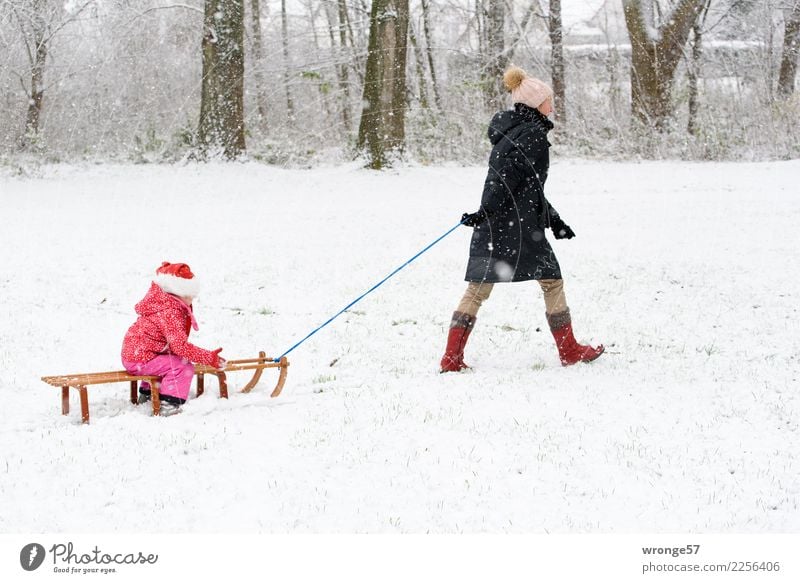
[275,219,465,361]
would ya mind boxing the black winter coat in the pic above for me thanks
[464,103,563,283]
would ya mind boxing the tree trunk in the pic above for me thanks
[549,0,566,124]
[778,1,800,98]
[485,0,506,108]
[336,0,353,133]
[623,0,706,129]
[421,0,442,110]
[356,0,409,169]
[408,18,430,108]
[281,0,295,120]
[23,33,47,148]
[249,0,268,131]
[476,0,485,60]
[198,0,246,158]
[18,0,50,150]
[307,2,334,122]
[324,1,352,133]
[340,0,365,86]
[687,21,703,136]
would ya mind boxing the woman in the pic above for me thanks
[439,66,603,372]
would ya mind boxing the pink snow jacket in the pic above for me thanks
[121,282,220,367]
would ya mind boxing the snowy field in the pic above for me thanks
[0,159,798,533]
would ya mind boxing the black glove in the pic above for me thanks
[461,211,486,227]
[550,216,575,239]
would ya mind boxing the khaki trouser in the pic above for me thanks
[455,279,568,318]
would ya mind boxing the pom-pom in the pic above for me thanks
[503,66,527,92]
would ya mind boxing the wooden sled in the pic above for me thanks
[41,351,289,424]
[194,352,289,399]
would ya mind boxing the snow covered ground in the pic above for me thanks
[0,159,798,533]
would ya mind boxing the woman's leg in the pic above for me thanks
[456,282,494,318]
[539,278,568,315]
[538,279,603,366]
[440,282,493,372]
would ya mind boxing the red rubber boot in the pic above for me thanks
[547,309,604,367]
[439,312,475,373]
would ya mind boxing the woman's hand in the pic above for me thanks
[550,216,575,239]
[461,211,487,227]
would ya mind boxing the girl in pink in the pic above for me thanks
[121,262,224,415]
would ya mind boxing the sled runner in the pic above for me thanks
[194,353,289,398]
[41,352,289,424]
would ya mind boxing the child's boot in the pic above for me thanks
[156,395,185,417]
[157,401,182,417]
[137,383,152,404]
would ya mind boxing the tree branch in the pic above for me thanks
[622,0,651,47]
[658,0,706,69]
[122,2,203,29]
[44,0,95,44]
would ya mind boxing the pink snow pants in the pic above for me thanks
[122,355,194,401]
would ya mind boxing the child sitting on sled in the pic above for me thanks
[121,262,225,416]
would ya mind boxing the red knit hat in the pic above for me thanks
[154,261,201,297]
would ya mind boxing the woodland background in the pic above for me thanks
[1,0,799,169]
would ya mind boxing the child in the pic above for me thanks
[121,262,224,416]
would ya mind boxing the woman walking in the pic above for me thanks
[440,66,603,372]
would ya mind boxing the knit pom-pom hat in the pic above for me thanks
[503,66,553,109]
[154,261,201,298]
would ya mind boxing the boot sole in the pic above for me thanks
[583,344,605,362]
[439,365,472,374]
[561,345,605,366]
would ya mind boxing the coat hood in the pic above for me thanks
[135,282,199,330]
[487,103,554,148]
[487,110,522,147]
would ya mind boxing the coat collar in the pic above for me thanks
[136,282,199,331]
[514,102,555,131]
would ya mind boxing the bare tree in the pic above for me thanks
[324,0,352,133]
[198,0,246,158]
[281,0,295,120]
[484,0,506,107]
[623,0,707,128]
[420,0,442,109]
[687,20,703,136]
[778,0,800,96]
[408,17,430,108]
[8,0,94,150]
[249,0,269,130]
[356,0,409,169]
[340,0,365,86]
[475,0,485,59]
[687,1,711,136]
[549,0,565,124]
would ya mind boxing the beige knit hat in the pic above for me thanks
[503,66,553,109]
